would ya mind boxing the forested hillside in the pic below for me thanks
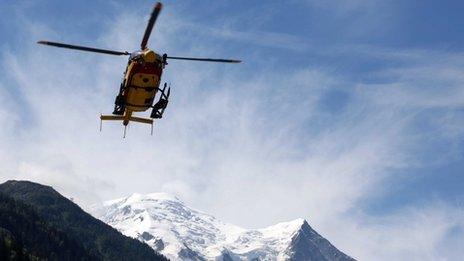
[0,180,168,261]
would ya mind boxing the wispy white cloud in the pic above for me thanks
[332,203,464,260]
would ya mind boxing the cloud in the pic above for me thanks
[332,203,464,260]
[0,2,463,260]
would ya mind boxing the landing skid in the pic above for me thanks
[100,114,154,138]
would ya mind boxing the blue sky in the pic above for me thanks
[1,1,464,259]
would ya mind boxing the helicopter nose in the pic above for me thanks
[143,78,149,83]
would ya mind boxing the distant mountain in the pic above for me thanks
[0,180,168,261]
[93,192,355,261]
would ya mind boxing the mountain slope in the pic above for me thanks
[0,180,168,261]
[285,221,353,261]
[94,192,354,260]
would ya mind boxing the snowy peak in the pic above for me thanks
[93,193,354,261]
[261,218,306,238]
[286,221,354,261]
[103,192,182,207]
[95,192,240,259]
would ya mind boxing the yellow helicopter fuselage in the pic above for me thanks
[123,49,163,113]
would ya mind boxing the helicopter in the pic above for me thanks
[37,2,241,136]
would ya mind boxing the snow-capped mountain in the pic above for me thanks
[92,193,354,261]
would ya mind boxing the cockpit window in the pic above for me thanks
[130,51,143,60]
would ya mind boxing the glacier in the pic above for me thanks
[91,192,354,261]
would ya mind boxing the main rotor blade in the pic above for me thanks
[37,41,129,56]
[166,56,241,63]
[141,2,163,50]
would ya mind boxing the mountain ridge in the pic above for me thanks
[94,192,355,260]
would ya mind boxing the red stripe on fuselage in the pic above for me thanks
[131,62,163,77]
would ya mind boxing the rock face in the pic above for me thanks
[93,192,355,261]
